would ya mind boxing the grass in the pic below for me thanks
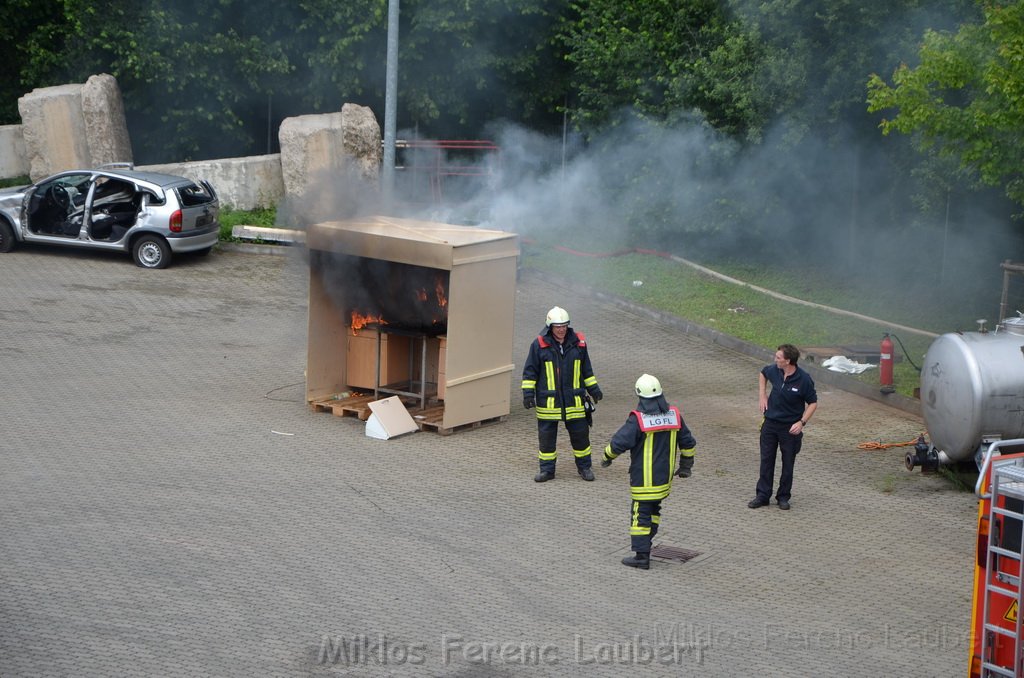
[518,237,990,399]
[0,175,29,189]
[218,205,278,241]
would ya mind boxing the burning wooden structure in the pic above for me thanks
[305,216,518,433]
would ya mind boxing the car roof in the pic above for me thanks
[97,169,196,189]
[44,167,195,190]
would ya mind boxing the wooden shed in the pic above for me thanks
[305,216,519,433]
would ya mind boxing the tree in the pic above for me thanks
[0,0,72,124]
[396,0,570,137]
[867,1,1024,207]
[1,0,572,161]
[562,0,768,140]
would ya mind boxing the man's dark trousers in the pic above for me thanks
[756,418,802,502]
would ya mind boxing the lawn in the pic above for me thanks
[519,238,1006,399]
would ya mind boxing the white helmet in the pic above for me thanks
[635,374,663,398]
[545,306,570,326]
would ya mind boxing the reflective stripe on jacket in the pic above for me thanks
[521,327,598,421]
[605,405,696,501]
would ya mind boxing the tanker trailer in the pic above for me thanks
[907,316,1024,471]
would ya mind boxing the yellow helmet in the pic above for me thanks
[635,374,663,398]
[545,306,570,326]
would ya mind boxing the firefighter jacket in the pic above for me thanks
[521,326,600,421]
[603,401,696,502]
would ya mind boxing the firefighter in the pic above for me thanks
[521,306,603,482]
[601,374,697,569]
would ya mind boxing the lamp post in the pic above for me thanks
[382,0,399,211]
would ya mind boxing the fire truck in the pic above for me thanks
[970,440,1024,676]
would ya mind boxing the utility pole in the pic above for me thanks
[382,0,399,211]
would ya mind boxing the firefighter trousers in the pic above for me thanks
[536,418,592,473]
[630,499,662,554]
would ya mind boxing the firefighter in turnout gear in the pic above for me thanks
[521,306,604,482]
[602,374,697,569]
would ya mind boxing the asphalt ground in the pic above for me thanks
[0,244,976,677]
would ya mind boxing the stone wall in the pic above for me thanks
[141,155,285,211]
[3,78,381,215]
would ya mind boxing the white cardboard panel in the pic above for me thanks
[364,396,419,440]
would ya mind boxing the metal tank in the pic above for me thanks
[916,317,1024,467]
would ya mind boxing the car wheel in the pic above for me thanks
[133,235,171,269]
[0,220,15,253]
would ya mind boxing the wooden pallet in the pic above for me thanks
[309,393,506,435]
[309,393,378,421]
[413,411,508,436]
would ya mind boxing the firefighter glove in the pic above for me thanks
[601,444,614,467]
[523,395,535,409]
[677,451,695,478]
[590,386,603,402]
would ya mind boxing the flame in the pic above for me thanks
[350,311,387,334]
[435,276,447,308]
[415,288,428,302]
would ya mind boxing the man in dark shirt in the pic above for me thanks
[748,344,818,511]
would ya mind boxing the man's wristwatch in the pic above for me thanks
[800,419,808,426]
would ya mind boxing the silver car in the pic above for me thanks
[0,164,220,269]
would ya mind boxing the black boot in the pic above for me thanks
[621,552,650,570]
[534,470,554,482]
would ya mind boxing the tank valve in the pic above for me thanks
[905,434,939,473]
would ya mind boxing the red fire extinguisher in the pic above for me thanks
[880,333,895,394]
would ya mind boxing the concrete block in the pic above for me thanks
[81,74,133,167]
[18,83,90,181]
[277,103,381,226]
[17,74,132,181]
[230,225,304,244]
[0,124,28,179]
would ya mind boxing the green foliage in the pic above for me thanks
[397,0,570,136]
[0,175,30,189]
[562,0,768,140]
[218,205,277,240]
[735,0,975,140]
[0,0,70,121]
[867,2,1024,207]
[1,0,571,159]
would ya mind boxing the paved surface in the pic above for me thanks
[0,245,976,677]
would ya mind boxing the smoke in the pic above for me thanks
[277,165,385,229]
[287,0,1018,324]
[390,107,1020,323]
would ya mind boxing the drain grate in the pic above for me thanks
[650,545,702,563]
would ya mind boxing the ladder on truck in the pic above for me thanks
[979,455,1024,676]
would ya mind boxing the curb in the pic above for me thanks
[217,241,298,256]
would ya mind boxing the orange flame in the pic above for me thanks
[435,276,447,308]
[415,288,428,302]
[350,311,387,334]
